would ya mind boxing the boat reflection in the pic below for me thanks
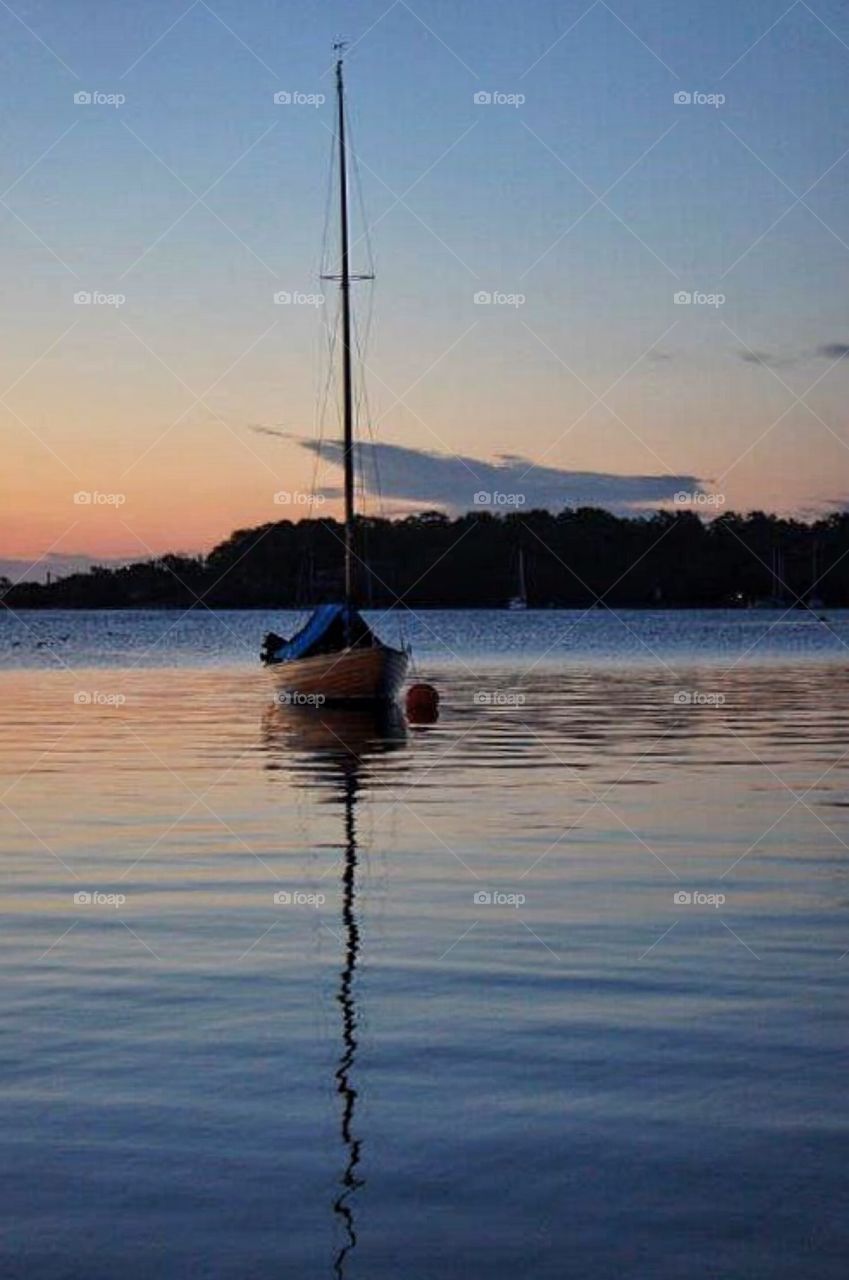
[261,703,410,1275]
[261,702,409,787]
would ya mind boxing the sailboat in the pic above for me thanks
[261,52,410,703]
[750,545,786,609]
[507,546,528,610]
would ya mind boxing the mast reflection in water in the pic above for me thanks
[334,758,361,1277]
[262,703,410,1276]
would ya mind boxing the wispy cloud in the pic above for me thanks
[738,340,849,368]
[288,437,704,514]
[739,350,798,369]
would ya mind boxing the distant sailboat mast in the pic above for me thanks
[508,545,528,609]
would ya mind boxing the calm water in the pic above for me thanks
[1,610,848,1278]
[3,605,849,667]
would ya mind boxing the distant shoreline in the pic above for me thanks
[3,509,848,610]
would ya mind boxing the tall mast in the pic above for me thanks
[336,55,356,612]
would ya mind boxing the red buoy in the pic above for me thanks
[405,682,439,724]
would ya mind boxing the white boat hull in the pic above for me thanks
[268,644,409,705]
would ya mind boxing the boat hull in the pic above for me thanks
[268,644,409,705]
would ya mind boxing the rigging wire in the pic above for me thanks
[300,119,343,605]
[341,94,377,610]
[344,94,407,647]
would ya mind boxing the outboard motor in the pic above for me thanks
[260,631,285,664]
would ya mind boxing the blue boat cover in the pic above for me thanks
[278,604,345,659]
[264,603,374,663]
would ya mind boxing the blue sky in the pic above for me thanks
[2,0,848,575]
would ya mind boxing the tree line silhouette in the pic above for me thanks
[4,508,849,610]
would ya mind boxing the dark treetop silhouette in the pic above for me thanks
[5,508,849,610]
